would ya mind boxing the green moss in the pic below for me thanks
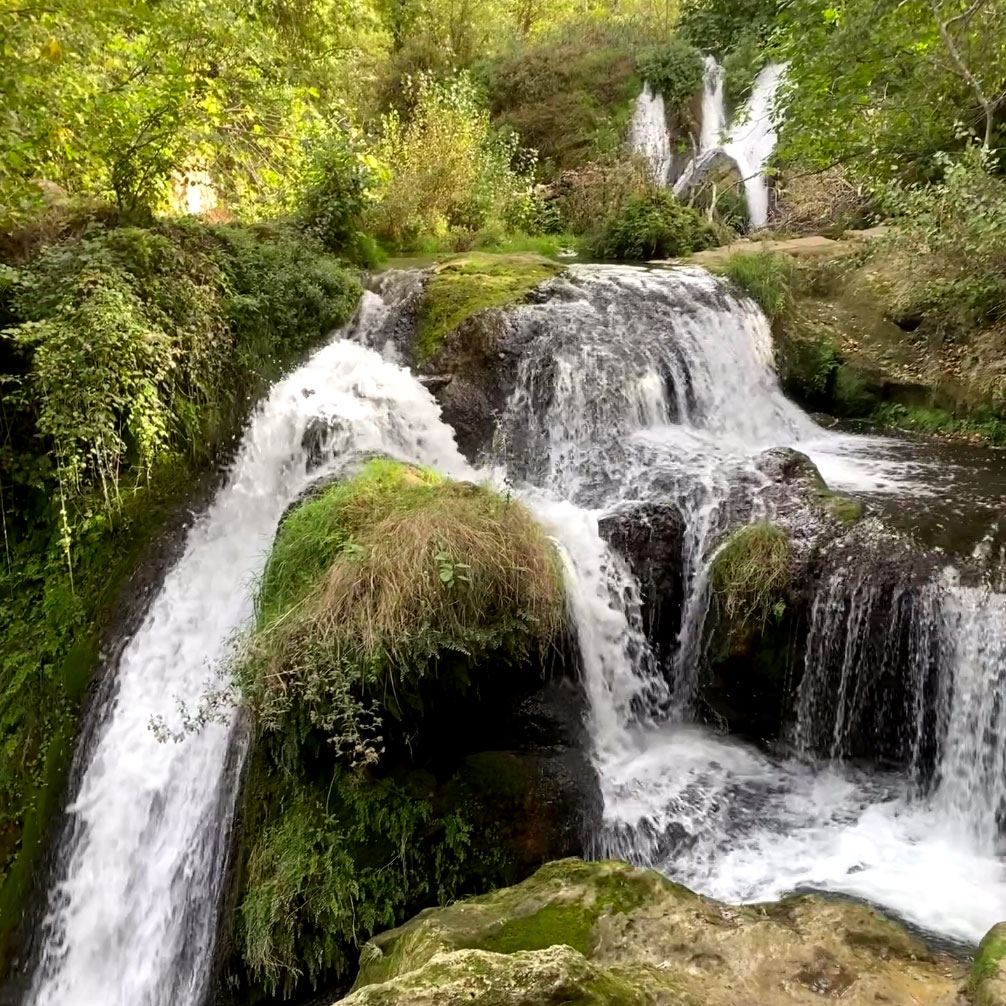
[970,924,1006,1002]
[711,522,791,631]
[480,903,597,956]
[871,402,1006,445]
[414,253,563,363]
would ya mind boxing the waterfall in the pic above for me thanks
[24,262,1006,998]
[675,61,787,230]
[24,300,470,1006]
[627,83,672,186]
[497,264,1006,946]
[699,55,726,152]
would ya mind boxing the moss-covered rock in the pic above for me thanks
[414,254,563,364]
[339,859,964,1006]
[971,923,1006,1006]
[222,460,602,1001]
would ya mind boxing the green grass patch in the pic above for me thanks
[871,402,1006,445]
[711,522,791,629]
[414,253,563,363]
[714,250,800,322]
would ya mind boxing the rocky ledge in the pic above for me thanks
[335,858,971,1006]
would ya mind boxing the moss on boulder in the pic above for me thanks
[339,859,964,1006]
[972,923,1006,1006]
[414,254,563,364]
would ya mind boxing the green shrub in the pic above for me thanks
[636,39,704,113]
[298,130,381,258]
[711,522,791,629]
[590,190,717,261]
[551,157,652,236]
[369,72,536,250]
[678,0,782,60]
[715,250,798,321]
[479,22,642,177]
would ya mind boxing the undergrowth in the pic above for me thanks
[414,253,563,362]
[715,250,799,322]
[232,459,565,996]
[591,190,718,261]
[0,216,360,947]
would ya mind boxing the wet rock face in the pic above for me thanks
[598,502,685,670]
[337,859,966,1006]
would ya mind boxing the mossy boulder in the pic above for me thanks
[221,460,602,1001]
[338,859,964,1005]
[410,254,564,458]
[971,923,1006,1006]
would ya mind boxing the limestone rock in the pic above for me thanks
[337,859,964,1006]
[971,922,1006,1006]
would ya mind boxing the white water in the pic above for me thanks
[627,83,672,186]
[26,304,471,1006]
[27,264,1006,1000]
[674,61,786,229]
[497,264,1006,946]
[699,55,726,152]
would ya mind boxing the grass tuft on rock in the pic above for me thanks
[715,250,799,322]
[414,253,563,363]
[233,459,566,996]
[710,522,791,629]
[244,459,565,763]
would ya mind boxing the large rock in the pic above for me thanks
[972,923,1006,1006]
[337,859,965,1005]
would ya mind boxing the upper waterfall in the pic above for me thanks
[627,83,672,186]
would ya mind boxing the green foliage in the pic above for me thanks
[369,73,537,251]
[479,21,643,177]
[635,39,704,113]
[715,250,798,322]
[871,403,1006,446]
[880,150,1006,332]
[0,0,389,224]
[591,190,717,260]
[677,0,781,59]
[298,130,383,258]
[711,522,791,630]
[779,0,1006,178]
[0,220,360,934]
[414,253,563,362]
[233,459,564,996]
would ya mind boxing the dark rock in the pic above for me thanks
[598,502,686,670]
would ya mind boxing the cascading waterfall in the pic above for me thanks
[699,55,726,152]
[674,61,787,229]
[24,262,1006,1001]
[497,264,1006,945]
[24,301,471,1006]
[627,83,672,187]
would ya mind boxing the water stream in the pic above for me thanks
[23,264,1006,1001]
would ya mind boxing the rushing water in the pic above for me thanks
[627,83,672,187]
[23,263,1006,1001]
[24,316,470,1006]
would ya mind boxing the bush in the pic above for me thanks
[880,149,1006,333]
[678,0,782,59]
[711,522,790,628]
[635,39,704,113]
[590,190,717,260]
[551,157,652,236]
[368,72,537,250]
[479,22,642,177]
[715,250,798,321]
[298,129,381,258]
